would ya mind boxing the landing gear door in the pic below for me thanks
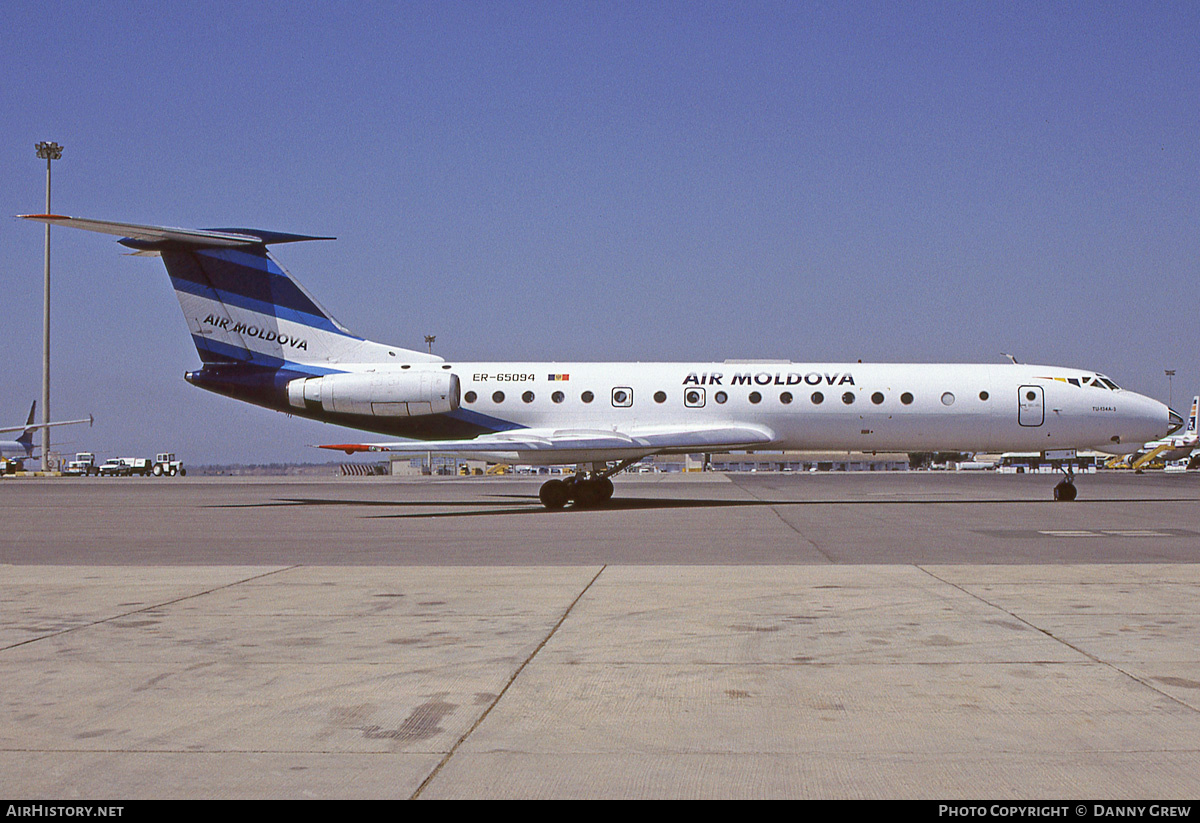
[1018,385,1044,427]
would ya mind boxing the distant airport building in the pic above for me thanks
[381,450,1115,477]
[656,451,911,473]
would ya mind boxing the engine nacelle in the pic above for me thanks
[286,371,460,417]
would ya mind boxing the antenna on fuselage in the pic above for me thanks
[1001,352,1019,364]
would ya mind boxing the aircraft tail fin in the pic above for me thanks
[19,215,440,369]
[158,243,361,367]
[16,401,36,448]
[1187,396,1198,436]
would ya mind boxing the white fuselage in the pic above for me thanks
[363,360,1167,459]
[0,440,33,460]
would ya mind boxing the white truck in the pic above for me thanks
[153,453,186,477]
[98,457,150,477]
[63,452,99,476]
[98,458,129,477]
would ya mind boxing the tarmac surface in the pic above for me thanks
[2,471,1199,798]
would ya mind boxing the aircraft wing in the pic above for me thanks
[320,423,775,463]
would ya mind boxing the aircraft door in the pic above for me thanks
[1018,385,1044,427]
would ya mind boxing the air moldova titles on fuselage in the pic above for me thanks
[683,371,856,386]
[202,314,308,350]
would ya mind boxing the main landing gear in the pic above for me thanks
[1053,467,1077,502]
[537,459,639,510]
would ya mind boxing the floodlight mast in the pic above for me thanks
[35,141,62,472]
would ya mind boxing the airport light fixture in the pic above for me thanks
[35,141,63,472]
[425,335,436,354]
[1165,369,1175,408]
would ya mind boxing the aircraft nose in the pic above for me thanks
[1167,407,1184,434]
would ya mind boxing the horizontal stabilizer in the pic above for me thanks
[0,413,93,436]
[19,215,333,250]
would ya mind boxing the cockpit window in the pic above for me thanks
[1100,377,1120,390]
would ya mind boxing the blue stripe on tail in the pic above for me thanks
[161,246,356,365]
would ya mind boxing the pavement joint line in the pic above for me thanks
[410,564,608,800]
[916,565,1200,714]
[0,565,302,653]
[726,476,835,563]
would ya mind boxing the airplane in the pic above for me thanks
[1123,395,1198,470]
[20,213,1181,507]
[1,401,94,464]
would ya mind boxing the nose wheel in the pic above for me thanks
[1053,467,1077,502]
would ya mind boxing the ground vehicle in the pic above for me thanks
[153,453,185,476]
[120,457,151,476]
[63,453,99,476]
[98,458,129,477]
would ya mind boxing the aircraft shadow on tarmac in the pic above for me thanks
[211,495,1194,519]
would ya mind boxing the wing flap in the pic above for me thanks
[320,424,775,461]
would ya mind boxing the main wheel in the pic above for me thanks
[573,479,605,508]
[539,479,570,510]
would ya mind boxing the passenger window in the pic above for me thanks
[522,391,535,403]
[871,392,884,405]
[749,391,762,404]
[612,387,633,407]
[714,391,728,404]
[581,391,594,403]
[901,392,913,405]
[552,391,564,404]
[654,391,667,403]
[842,392,854,405]
[780,392,793,404]
[464,391,477,403]
[811,392,824,405]
[492,391,505,403]
[685,388,705,408]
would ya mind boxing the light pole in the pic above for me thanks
[35,141,62,472]
[1165,369,1176,409]
[423,336,436,471]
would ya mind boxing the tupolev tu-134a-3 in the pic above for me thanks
[22,214,1181,508]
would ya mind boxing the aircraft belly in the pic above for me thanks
[771,411,1003,453]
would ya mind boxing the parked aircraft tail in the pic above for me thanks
[16,401,36,450]
[19,215,438,370]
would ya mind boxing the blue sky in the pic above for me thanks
[2,1,1197,463]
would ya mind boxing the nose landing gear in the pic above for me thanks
[1053,467,1077,502]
